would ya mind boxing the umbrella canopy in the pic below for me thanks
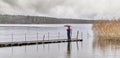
[64,25,71,27]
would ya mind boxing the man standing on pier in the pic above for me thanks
[66,26,72,40]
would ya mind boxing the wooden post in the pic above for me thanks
[25,33,26,42]
[47,32,50,51]
[58,32,60,50]
[37,32,39,43]
[87,32,89,39]
[76,31,79,50]
[11,33,13,57]
[48,32,49,40]
[24,33,27,54]
[58,32,60,39]
[76,31,79,40]
[43,35,45,41]
[12,33,13,42]
[36,32,39,53]
[43,34,45,48]
[81,32,83,40]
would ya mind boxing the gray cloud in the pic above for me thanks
[3,0,19,7]
[0,0,120,19]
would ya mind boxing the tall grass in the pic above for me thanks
[93,20,120,51]
[93,20,120,37]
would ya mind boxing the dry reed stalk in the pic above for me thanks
[93,20,120,38]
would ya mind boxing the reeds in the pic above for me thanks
[93,20,120,52]
[93,20,120,37]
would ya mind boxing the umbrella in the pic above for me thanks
[64,25,71,27]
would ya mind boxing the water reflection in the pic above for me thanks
[66,42,71,58]
[93,36,120,52]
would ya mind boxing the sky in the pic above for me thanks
[0,0,120,19]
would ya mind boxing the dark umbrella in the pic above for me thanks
[64,25,71,27]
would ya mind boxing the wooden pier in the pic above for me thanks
[0,39,83,47]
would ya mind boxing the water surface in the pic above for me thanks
[0,24,119,58]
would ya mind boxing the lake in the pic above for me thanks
[0,24,119,58]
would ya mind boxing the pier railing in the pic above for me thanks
[0,31,90,42]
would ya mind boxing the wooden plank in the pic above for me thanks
[0,39,83,47]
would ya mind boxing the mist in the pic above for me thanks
[0,0,120,19]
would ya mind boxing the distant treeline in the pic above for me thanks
[0,15,97,24]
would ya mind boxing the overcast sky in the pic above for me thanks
[0,0,120,19]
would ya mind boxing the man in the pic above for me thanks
[67,26,72,40]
